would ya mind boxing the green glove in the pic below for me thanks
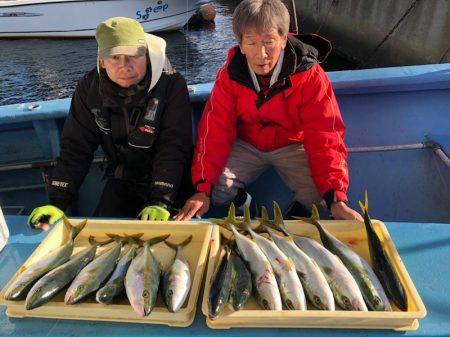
[27,205,64,230]
[137,205,170,221]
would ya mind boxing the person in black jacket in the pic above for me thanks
[27,17,193,230]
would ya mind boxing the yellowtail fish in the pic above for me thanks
[211,205,282,311]
[208,242,233,320]
[161,235,192,313]
[258,203,335,310]
[296,205,391,311]
[239,205,306,310]
[4,218,87,301]
[25,243,98,310]
[264,207,367,311]
[96,243,138,305]
[65,239,123,304]
[125,235,169,317]
[359,191,407,310]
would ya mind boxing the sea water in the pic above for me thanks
[0,0,354,106]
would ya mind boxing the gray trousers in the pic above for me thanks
[211,139,324,208]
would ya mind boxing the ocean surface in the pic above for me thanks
[0,0,354,106]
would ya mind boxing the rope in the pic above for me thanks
[358,0,420,69]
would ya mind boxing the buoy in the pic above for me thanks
[199,3,216,22]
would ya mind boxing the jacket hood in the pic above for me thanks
[226,33,332,87]
[97,32,167,91]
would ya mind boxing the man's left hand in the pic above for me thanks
[330,201,363,221]
[137,205,170,221]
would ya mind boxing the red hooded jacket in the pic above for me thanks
[193,34,349,206]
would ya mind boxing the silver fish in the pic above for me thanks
[161,235,192,313]
[96,243,137,304]
[65,240,122,304]
[211,205,282,311]
[297,205,391,311]
[125,235,169,317]
[265,203,367,311]
[259,205,334,310]
[4,218,87,301]
[239,207,306,311]
[25,243,98,310]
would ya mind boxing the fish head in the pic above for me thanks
[368,295,385,311]
[257,282,282,310]
[142,289,152,316]
[25,286,45,310]
[65,284,87,304]
[311,295,329,311]
[337,295,355,310]
[96,284,117,304]
[351,297,369,311]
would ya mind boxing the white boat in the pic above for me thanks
[0,0,206,38]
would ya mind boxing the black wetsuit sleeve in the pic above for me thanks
[48,70,101,211]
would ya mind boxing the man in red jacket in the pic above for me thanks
[175,0,362,221]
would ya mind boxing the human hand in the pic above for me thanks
[173,192,210,221]
[27,205,65,231]
[137,205,170,221]
[330,201,363,221]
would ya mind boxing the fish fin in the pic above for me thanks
[88,235,114,246]
[146,234,170,247]
[243,205,251,227]
[120,233,145,245]
[261,206,270,221]
[164,235,193,250]
[72,219,88,240]
[272,201,290,236]
[292,204,321,227]
[358,190,369,215]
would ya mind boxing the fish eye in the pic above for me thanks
[262,299,269,309]
[142,290,149,298]
[374,296,383,307]
[313,296,322,306]
[168,289,173,296]
[342,296,351,307]
[285,299,294,310]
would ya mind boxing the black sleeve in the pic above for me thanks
[48,71,102,211]
[148,72,193,209]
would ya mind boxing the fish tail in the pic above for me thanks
[164,235,193,250]
[147,234,170,247]
[358,190,369,215]
[88,235,114,246]
[272,201,290,236]
[292,204,321,225]
[256,206,275,228]
[63,217,87,241]
[210,203,242,231]
[71,219,88,240]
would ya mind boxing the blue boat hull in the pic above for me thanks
[0,64,449,222]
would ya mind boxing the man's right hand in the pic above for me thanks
[27,205,64,231]
[173,192,210,221]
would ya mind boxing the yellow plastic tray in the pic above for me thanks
[202,220,426,330]
[0,218,214,326]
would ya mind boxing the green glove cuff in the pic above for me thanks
[27,205,64,228]
[138,205,170,221]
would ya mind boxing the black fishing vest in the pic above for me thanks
[87,72,171,181]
